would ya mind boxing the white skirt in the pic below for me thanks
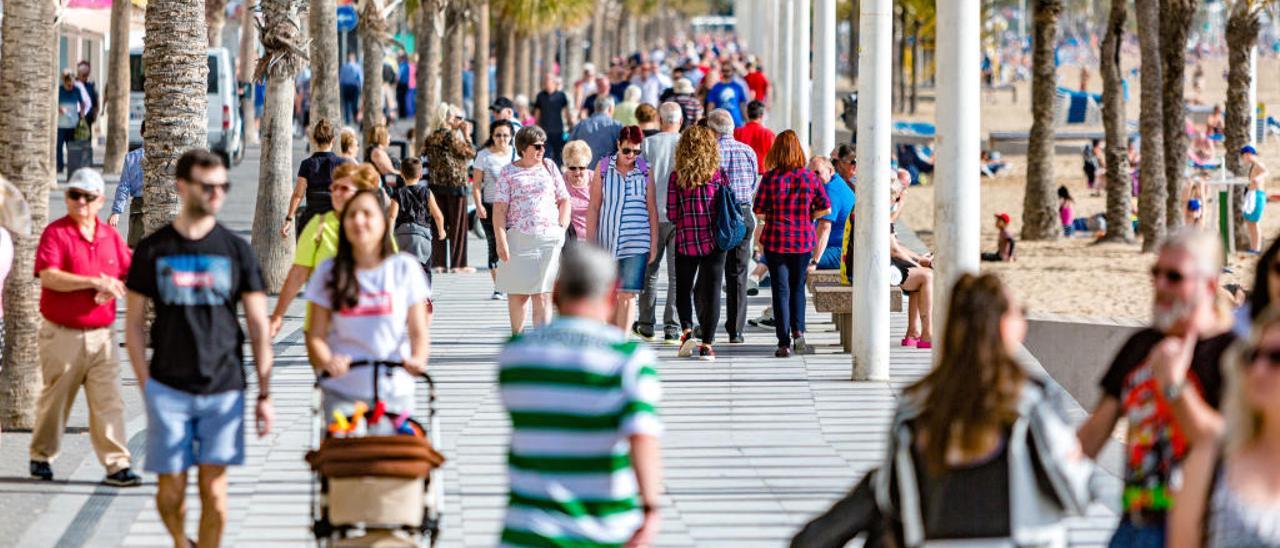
[496,230,565,295]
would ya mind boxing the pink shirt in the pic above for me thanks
[494,158,570,236]
[566,181,590,237]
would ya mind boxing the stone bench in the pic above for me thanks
[806,269,842,292]
[812,283,905,353]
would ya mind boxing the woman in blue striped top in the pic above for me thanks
[585,125,659,335]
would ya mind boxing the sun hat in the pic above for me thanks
[673,78,694,95]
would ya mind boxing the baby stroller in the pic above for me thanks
[306,361,445,547]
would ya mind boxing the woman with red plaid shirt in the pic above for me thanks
[754,131,832,357]
[666,126,729,361]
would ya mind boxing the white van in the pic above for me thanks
[127,47,244,167]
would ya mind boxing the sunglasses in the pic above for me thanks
[530,143,545,151]
[1245,346,1280,369]
[1151,266,1189,284]
[330,183,358,194]
[66,189,99,202]
[619,148,641,156]
[566,166,589,172]
[191,179,231,195]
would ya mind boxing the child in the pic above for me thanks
[1082,139,1103,196]
[981,213,1016,262]
[1058,185,1076,236]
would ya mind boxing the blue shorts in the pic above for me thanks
[144,379,245,474]
[617,254,648,293]
[817,247,842,270]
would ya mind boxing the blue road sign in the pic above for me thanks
[337,5,358,32]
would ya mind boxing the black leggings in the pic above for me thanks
[480,202,499,269]
[675,251,726,344]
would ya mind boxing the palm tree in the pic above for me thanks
[1135,0,1168,251]
[442,2,467,110]
[1161,0,1198,231]
[474,0,492,146]
[359,0,392,132]
[252,0,307,291]
[238,0,260,145]
[308,0,342,129]
[1099,0,1133,243]
[1225,0,1264,250]
[143,0,210,236]
[0,0,57,429]
[103,0,132,174]
[1021,0,1062,241]
[208,0,229,48]
[413,0,448,152]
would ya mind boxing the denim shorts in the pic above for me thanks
[144,379,245,474]
[617,254,648,293]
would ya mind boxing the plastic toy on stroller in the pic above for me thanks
[306,361,445,547]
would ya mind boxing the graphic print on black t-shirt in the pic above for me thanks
[156,255,233,305]
[1098,328,1233,516]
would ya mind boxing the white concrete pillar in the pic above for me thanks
[766,0,785,130]
[792,0,812,149]
[852,0,892,381]
[813,0,837,156]
[932,0,982,352]
[775,0,795,133]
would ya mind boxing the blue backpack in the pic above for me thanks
[713,172,746,251]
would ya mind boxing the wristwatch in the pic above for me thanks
[1163,379,1186,402]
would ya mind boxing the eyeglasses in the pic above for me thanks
[1245,346,1280,369]
[566,166,589,172]
[619,148,641,156]
[1151,266,1188,284]
[66,189,98,202]
[330,183,358,195]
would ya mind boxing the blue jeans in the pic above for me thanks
[1108,519,1165,548]
[340,84,361,125]
[765,251,812,347]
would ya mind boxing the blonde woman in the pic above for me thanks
[337,127,360,162]
[561,140,593,240]
[1171,306,1280,547]
[666,126,726,361]
[422,103,476,272]
[363,124,400,178]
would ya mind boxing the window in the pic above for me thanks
[130,54,220,94]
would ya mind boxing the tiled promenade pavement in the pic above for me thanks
[9,236,1121,548]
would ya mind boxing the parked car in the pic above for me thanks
[127,47,244,167]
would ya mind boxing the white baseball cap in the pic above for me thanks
[67,168,105,196]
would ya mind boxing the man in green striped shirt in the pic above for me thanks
[498,243,664,547]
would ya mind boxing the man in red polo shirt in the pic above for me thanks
[744,61,769,103]
[28,168,140,487]
[735,100,776,174]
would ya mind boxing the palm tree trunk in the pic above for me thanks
[896,6,907,113]
[449,6,466,109]
[1100,0,1133,243]
[442,3,463,110]
[0,0,58,430]
[1225,1,1261,251]
[144,0,210,236]
[208,0,229,48]
[1161,0,1197,231]
[565,26,585,108]
[849,0,859,83]
[497,28,516,99]
[415,1,446,152]
[517,34,532,99]
[254,0,303,292]
[531,33,544,96]
[239,0,260,145]
[103,0,131,174]
[473,0,491,146]
[910,20,919,115]
[308,0,341,129]
[1022,0,1063,241]
[359,0,388,133]
[544,32,558,78]
[591,3,607,69]
[1136,0,1168,251]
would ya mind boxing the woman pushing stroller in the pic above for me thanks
[304,187,433,417]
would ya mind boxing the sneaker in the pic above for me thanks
[663,332,681,345]
[491,291,507,301]
[746,278,761,296]
[632,324,656,341]
[758,317,776,328]
[775,346,792,358]
[729,334,745,344]
[29,460,52,481]
[103,467,142,487]
[677,331,697,358]
[793,335,812,354]
[698,345,716,361]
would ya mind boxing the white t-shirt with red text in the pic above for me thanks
[304,253,431,409]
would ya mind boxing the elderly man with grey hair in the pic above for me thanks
[569,94,622,168]
[633,102,686,342]
[498,241,665,547]
[707,109,760,343]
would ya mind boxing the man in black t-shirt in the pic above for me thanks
[533,73,572,166]
[1076,229,1232,546]
[124,149,274,548]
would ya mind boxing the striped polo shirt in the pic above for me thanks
[596,154,652,259]
[498,317,663,548]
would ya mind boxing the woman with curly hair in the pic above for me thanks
[422,103,476,273]
[667,125,726,361]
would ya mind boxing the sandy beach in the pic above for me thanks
[892,56,1280,321]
